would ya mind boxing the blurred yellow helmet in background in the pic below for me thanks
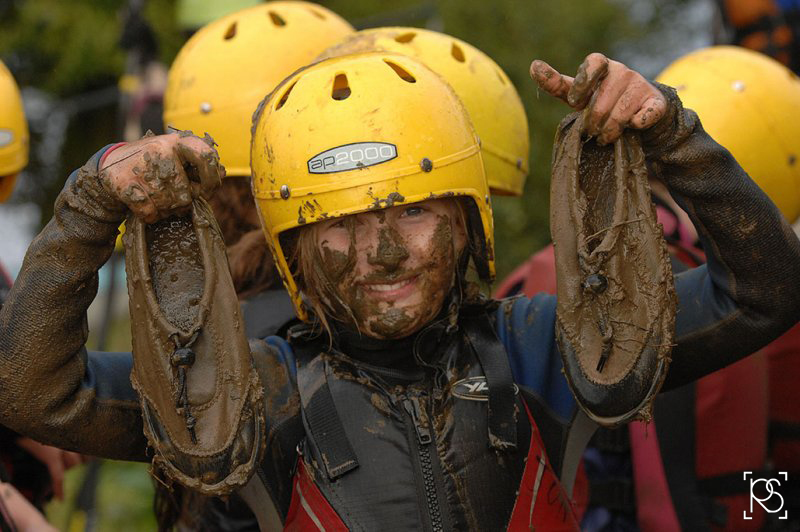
[0,60,29,202]
[164,1,354,177]
[657,45,800,222]
[251,52,493,319]
[320,27,529,196]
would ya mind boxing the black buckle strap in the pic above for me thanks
[297,354,359,481]
[463,313,517,451]
[697,470,772,498]
[589,426,630,453]
[588,478,636,513]
[770,420,800,442]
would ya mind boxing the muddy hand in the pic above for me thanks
[99,132,224,223]
[530,53,666,144]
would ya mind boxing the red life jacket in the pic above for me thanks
[284,398,579,531]
[763,323,800,473]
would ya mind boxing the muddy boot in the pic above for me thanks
[124,198,264,496]
[550,112,676,427]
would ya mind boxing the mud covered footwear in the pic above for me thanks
[124,198,264,496]
[550,113,677,427]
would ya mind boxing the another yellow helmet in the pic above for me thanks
[657,46,800,222]
[0,60,29,202]
[251,52,493,319]
[320,27,529,196]
[164,1,354,177]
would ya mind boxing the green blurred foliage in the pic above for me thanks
[0,0,182,227]
[46,461,156,532]
[0,0,182,95]
[0,0,122,94]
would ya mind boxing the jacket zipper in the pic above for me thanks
[404,396,443,532]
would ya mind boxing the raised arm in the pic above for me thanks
[531,53,800,390]
[0,148,144,459]
[0,133,222,460]
[640,83,800,388]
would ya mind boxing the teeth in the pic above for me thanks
[367,278,413,292]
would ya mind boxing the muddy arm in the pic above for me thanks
[643,84,800,389]
[0,148,147,461]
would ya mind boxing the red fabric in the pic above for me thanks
[764,322,800,472]
[284,459,348,532]
[507,400,580,531]
[628,421,681,532]
[98,142,127,167]
[696,354,767,530]
[494,245,557,298]
[0,260,11,288]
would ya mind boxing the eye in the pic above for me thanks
[402,206,425,217]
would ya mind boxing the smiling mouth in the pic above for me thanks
[364,277,414,292]
[360,274,420,298]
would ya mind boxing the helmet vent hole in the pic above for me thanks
[495,68,507,85]
[451,43,465,62]
[384,60,416,83]
[395,32,416,43]
[309,8,326,20]
[269,11,286,26]
[275,81,297,110]
[224,22,237,40]
[332,74,351,100]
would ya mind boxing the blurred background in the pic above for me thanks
[0,0,776,529]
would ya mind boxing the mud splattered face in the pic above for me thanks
[314,199,467,339]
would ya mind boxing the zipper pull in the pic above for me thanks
[404,397,432,446]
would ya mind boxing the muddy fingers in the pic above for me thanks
[175,136,224,200]
[532,53,667,145]
[99,132,224,223]
[631,94,667,130]
[529,60,574,104]
[568,53,609,109]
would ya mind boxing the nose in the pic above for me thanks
[367,225,409,272]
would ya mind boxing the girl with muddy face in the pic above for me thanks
[298,198,468,340]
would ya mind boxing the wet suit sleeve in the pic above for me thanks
[0,147,147,461]
[495,296,576,422]
[642,83,800,389]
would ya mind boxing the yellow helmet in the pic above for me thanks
[251,52,493,320]
[0,60,29,202]
[657,46,800,222]
[320,27,529,196]
[164,1,354,177]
